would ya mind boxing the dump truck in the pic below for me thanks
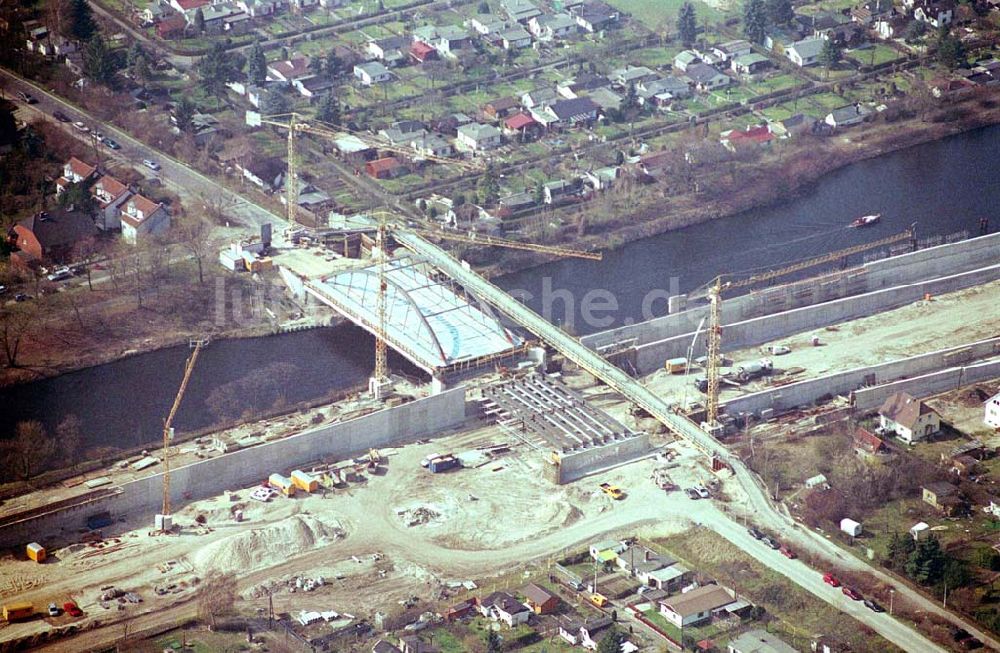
[599,483,624,500]
[26,542,45,563]
[290,470,318,493]
[3,602,33,622]
[268,473,297,497]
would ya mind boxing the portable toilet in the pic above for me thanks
[268,474,297,497]
[291,470,318,493]
[25,542,45,563]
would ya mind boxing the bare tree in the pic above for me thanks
[0,302,36,368]
[198,571,238,629]
[3,421,56,480]
[56,414,84,467]
[176,214,213,285]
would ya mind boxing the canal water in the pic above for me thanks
[2,124,999,451]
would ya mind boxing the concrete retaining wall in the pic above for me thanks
[633,264,1000,375]
[555,432,651,484]
[582,233,1000,353]
[721,338,1000,417]
[0,388,467,547]
[852,359,1000,412]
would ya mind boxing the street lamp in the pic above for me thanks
[889,588,895,616]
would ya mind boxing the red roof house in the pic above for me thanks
[410,40,437,63]
[365,156,406,179]
[504,112,537,132]
[853,427,887,455]
[722,125,774,151]
[55,157,97,193]
[156,14,188,40]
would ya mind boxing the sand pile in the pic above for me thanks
[193,515,344,574]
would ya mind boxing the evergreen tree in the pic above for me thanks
[886,531,916,570]
[247,41,267,86]
[819,39,842,75]
[174,96,196,132]
[478,164,500,207]
[0,100,19,148]
[533,184,545,205]
[261,88,291,114]
[936,26,965,70]
[906,535,946,585]
[194,7,206,33]
[198,42,242,107]
[325,49,343,78]
[69,0,98,41]
[127,41,146,68]
[486,630,503,653]
[742,0,768,44]
[904,20,927,43]
[316,92,341,125]
[676,1,698,46]
[478,0,490,13]
[596,627,626,653]
[58,181,97,215]
[766,0,794,26]
[84,35,119,86]
[132,53,151,86]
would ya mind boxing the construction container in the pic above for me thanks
[665,357,688,374]
[428,455,460,474]
[291,470,318,493]
[2,602,34,622]
[268,474,297,497]
[25,542,45,563]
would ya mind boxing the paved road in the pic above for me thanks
[2,68,285,234]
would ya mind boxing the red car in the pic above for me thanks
[780,546,797,559]
[842,586,863,601]
[823,572,841,587]
[63,601,83,617]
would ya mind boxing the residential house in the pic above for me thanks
[913,0,954,27]
[409,41,437,63]
[611,65,658,86]
[501,0,542,23]
[499,25,532,49]
[820,22,865,46]
[435,25,472,55]
[503,112,539,137]
[500,191,535,212]
[767,113,816,138]
[91,175,131,230]
[685,63,730,90]
[185,3,246,35]
[365,157,407,179]
[851,0,892,24]
[478,591,531,627]
[527,13,577,39]
[559,615,614,649]
[644,563,692,592]
[950,454,980,477]
[557,72,608,98]
[372,641,403,653]
[444,599,476,621]
[521,87,559,109]
[484,96,521,118]
[367,35,409,65]
[334,134,376,162]
[170,0,208,13]
[583,166,621,190]
[543,178,583,204]
[237,0,281,17]
[143,0,170,24]
[412,25,440,44]
[354,61,392,85]
[731,53,772,76]
[713,39,753,62]
[398,636,439,653]
[9,208,98,267]
[615,543,673,577]
[240,157,285,192]
[281,179,331,213]
[985,392,1000,429]
[410,133,454,158]
[659,584,738,628]
[931,77,976,98]
[637,77,691,106]
[728,629,798,653]
[878,392,940,443]
[638,151,674,179]
[121,194,170,244]
[874,14,908,39]
[293,75,336,99]
[825,103,873,127]
[543,97,599,125]
[457,122,502,151]
[55,157,97,194]
[156,14,188,39]
[574,2,618,32]
[468,14,507,35]
[588,86,625,111]
[721,124,774,151]
[223,11,251,33]
[854,427,888,455]
[522,583,559,614]
[267,56,312,83]
[764,27,804,52]
[922,481,965,514]
[786,37,825,66]
[380,120,427,145]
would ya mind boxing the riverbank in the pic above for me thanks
[477,88,1000,278]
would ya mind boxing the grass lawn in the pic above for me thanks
[846,43,904,67]
[606,0,729,24]
[747,72,803,94]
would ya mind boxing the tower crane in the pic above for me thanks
[155,339,203,533]
[700,228,915,434]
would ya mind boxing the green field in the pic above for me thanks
[605,0,730,25]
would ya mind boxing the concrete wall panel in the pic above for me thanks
[556,433,651,483]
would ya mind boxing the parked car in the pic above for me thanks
[63,602,83,617]
[779,546,797,559]
[747,527,764,540]
[47,267,72,282]
[694,486,710,499]
[962,638,983,650]
[17,91,38,104]
[863,599,884,613]
[102,137,121,150]
[822,572,841,587]
[842,586,863,601]
[47,603,60,617]
[14,293,31,302]
[53,110,70,122]
[952,628,972,642]
[0,285,6,295]
[684,487,700,500]
[142,158,161,171]
[762,537,781,550]
[72,121,89,132]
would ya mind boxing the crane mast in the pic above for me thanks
[370,217,391,399]
[157,339,203,532]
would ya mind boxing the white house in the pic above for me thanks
[685,63,730,91]
[456,123,501,151]
[878,392,940,443]
[121,195,170,244]
[673,50,700,72]
[499,25,532,49]
[712,39,753,62]
[478,592,531,627]
[90,175,132,231]
[55,157,97,194]
[468,14,507,35]
[354,61,391,85]
[985,392,1000,429]
[785,37,825,66]
[825,103,873,128]
[729,629,798,653]
[267,56,311,82]
[913,1,953,27]
[527,13,577,39]
[659,585,737,628]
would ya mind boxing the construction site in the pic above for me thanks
[0,180,998,650]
